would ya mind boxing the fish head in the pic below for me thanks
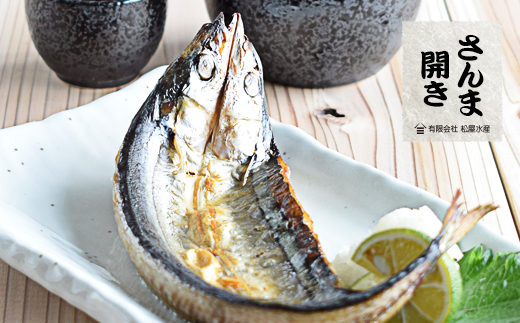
[211,15,270,162]
[159,13,238,111]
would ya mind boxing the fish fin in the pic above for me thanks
[148,92,162,122]
[242,153,257,186]
[439,189,498,253]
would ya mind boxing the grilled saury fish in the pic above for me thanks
[113,13,495,322]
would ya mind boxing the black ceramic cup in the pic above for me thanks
[25,0,167,88]
[206,0,421,88]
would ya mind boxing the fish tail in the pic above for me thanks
[349,190,497,322]
[437,189,498,254]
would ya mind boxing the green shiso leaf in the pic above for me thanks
[450,245,520,323]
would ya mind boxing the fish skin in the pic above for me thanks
[113,13,496,322]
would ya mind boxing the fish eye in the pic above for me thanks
[244,72,260,97]
[197,54,215,80]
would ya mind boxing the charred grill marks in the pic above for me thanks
[113,13,496,323]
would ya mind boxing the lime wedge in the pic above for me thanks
[351,228,462,323]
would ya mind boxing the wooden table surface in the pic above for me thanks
[1,0,520,322]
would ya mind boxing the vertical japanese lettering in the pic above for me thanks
[421,51,449,79]
[457,35,484,116]
[422,51,449,107]
[424,81,448,106]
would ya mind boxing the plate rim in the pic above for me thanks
[0,65,517,322]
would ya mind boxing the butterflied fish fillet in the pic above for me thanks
[113,13,495,323]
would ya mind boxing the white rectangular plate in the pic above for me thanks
[0,66,517,323]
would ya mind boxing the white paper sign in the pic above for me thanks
[402,22,502,141]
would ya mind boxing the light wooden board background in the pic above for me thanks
[1,0,519,321]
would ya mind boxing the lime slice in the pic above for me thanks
[372,206,463,260]
[351,228,462,323]
[350,272,384,290]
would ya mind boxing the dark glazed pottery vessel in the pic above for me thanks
[206,0,421,88]
[25,0,167,88]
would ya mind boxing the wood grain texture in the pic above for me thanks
[444,0,520,241]
[0,0,519,321]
